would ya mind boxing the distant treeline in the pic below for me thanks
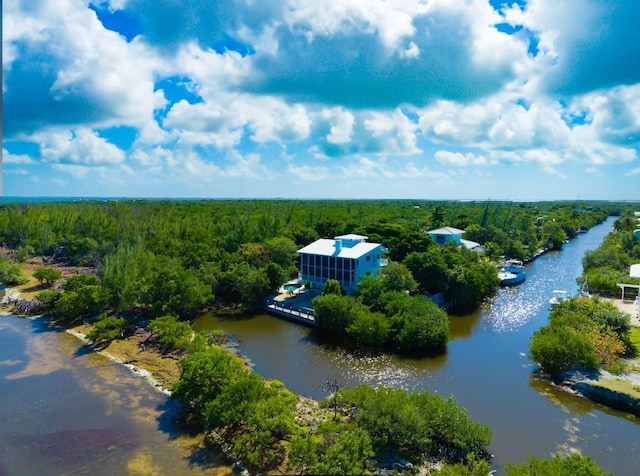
[0,199,617,323]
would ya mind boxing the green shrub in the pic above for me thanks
[0,258,28,286]
[342,385,492,462]
[15,245,35,263]
[33,268,63,287]
[346,310,391,347]
[390,295,449,353]
[505,454,611,475]
[87,314,127,344]
[148,315,192,352]
[585,267,638,296]
[36,289,61,311]
[530,326,598,378]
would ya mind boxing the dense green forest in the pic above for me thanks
[0,199,615,325]
[0,199,622,474]
[580,208,640,297]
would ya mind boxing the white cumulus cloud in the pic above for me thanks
[37,129,126,165]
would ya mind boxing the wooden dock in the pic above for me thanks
[264,299,317,327]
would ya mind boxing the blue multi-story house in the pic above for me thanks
[297,234,388,293]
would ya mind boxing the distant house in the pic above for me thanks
[297,234,388,292]
[425,227,485,253]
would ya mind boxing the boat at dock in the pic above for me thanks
[498,259,526,286]
[549,290,569,307]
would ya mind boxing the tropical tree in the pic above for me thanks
[87,314,127,345]
[380,261,418,293]
[430,206,445,228]
[0,258,28,286]
[33,268,63,287]
[404,248,449,294]
[148,315,193,352]
[530,326,598,378]
[321,279,343,296]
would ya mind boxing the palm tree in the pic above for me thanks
[430,207,445,228]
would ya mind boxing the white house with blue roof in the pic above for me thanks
[297,234,388,292]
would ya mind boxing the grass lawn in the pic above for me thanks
[630,327,640,354]
[595,375,640,399]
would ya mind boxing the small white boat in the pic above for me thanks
[549,290,569,307]
[579,278,591,298]
[498,259,526,286]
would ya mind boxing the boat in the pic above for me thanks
[579,277,591,298]
[498,259,526,286]
[549,290,569,307]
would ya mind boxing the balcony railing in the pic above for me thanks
[378,258,388,267]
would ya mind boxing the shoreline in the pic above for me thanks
[544,369,640,418]
[4,238,640,430]
[6,291,640,421]
[64,327,173,396]
[0,310,175,396]
[6,276,640,422]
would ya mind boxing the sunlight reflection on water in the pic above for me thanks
[311,346,425,392]
[483,284,548,333]
[482,251,581,333]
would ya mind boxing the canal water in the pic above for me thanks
[195,217,640,475]
[0,316,231,476]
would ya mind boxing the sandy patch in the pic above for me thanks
[603,297,640,326]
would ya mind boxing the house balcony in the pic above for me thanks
[378,258,388,267]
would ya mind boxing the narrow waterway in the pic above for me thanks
[0,316,231,476]
[195,217,640,475]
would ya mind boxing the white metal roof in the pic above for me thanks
[334,233,368,241]
[631,264,640,279]
[426,227,466,235]
[461,239,483,250]
[298,238,384,259]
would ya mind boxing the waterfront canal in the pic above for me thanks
[195,217,640,475]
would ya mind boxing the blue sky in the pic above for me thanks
[2,0,640,200]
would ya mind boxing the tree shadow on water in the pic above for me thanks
[154,400,234,472]
[73,343,95,358]
[30,318,66,334]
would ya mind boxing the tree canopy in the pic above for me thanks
[0,199,615,322]
[530,297,632,378]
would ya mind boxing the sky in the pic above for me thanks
[2,0,640,200]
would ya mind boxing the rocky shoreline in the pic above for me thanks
[543,368,640,418]
[573,381,640,416]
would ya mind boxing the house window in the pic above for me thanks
[366,255,370,261]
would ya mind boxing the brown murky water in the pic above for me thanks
[195,218,640,475]
[0,316,232,476]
